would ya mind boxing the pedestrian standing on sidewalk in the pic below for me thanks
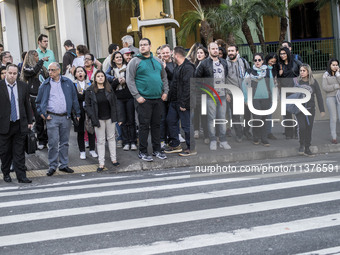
[0,64,33,183]
[278,47,302,139]
[193,46,209,143]
[85,70,122,172]
[73,66,97,160]
[226,44,251,143]
[36,34,56,69]
[20,50,49,150]
[295,64,325,156]
[84,53,97,82]
[195,42,230,151]
[164,46,196,156]
[36,62,80,177]
[110,51,137,151]
[242,53,274,147]
[322,58,340,144]
[126,38,169,162]
[62,40,77,75]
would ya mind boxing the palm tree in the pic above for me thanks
[177,0,216,46]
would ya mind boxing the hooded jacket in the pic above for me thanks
[126,52,169,100]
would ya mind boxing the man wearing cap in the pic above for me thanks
[62,40,77,75]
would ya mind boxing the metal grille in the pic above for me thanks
[238,37,336,71]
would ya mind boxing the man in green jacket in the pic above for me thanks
[126,38,169,162]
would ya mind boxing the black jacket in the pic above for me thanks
[23,59,48,96]
[62,49,77,75]
[85,85,122,127]
[0,80,33,134]
[171,59,195,109]
[195,57,228,79]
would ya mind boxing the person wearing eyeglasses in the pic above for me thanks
[126,38,169,162]
[36,62,80,177]
[0,51,13,67]
[242,53,275,147]
[278,47,302,140]
[84,53,97,82]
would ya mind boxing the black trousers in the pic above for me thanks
[296,108,315,147]
[30,96,48,145]
[0,121,27,180]
[77,108,96,152]
[252,99,271,142]
[117,98,137,145]
[229,98,252,138]
[136,99,162,154]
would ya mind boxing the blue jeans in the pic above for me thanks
[46,115,72,170]
[326,96,340,139]
[167,102,194,149]
[207,96,227,142]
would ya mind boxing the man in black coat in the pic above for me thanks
[164,46,196,156]
[0,64,33,183]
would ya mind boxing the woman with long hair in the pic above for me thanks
[85,70,122,172]
[73,66,97,159]
[278,47,302,139]
[295,64,325,156]
[242,53,275,146]
[322,58,340,144]
[194,46,209,143]
[0,66,6,80]
[186,42,203,65]
[110,51,137,151]
[20,50,49,149]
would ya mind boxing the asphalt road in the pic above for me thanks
[1,154,340,255]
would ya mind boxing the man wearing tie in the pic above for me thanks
[0,64,33,183]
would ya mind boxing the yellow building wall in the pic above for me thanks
[320,2,332,38]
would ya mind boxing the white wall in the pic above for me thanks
[0,0,21,64]
[56,0,87,56]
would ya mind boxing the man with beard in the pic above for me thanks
[195,42,231,151]
[226,44,252,142]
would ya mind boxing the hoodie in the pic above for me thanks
[126,52,169,100]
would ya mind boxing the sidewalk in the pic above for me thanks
[20,120,340,176]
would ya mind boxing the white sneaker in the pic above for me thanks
[179,134,185,143]
[37,144,44,150]
[210,141,217,150]
[131,143,137,151]
[194,130,199,139]
[220,141,231,150]
[123,144,130,151]
[89,150,98,158]
[80,151,86,159]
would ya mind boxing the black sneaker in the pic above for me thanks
[244,131,252,140]
[138,152,153,162]
[46,168,56,176]
[253,139,260,145]
[261,140,270,147]
[164,145,182,154]
[298,145,304,155]
[152,151,167,160]
[304,148,314,157]
[59,167,74,173]
[179,149,197,156]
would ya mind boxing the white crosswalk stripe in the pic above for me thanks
[1,168,339,254]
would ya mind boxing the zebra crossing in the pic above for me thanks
[1,159,340,255]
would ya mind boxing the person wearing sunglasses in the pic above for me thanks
[242,53,275,147]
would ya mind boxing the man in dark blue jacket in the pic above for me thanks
[36,62,80,176]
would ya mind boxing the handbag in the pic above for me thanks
[25,130,37,154]
[85,113,94,134]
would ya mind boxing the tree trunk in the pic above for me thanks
[200,20,213,46]
[255,20,266,54]
[241,20,256,54]
[226,32,236,46]
[279,17,288,46]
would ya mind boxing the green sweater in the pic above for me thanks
[126,53,169,99]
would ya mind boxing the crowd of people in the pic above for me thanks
[0,34,339,183]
